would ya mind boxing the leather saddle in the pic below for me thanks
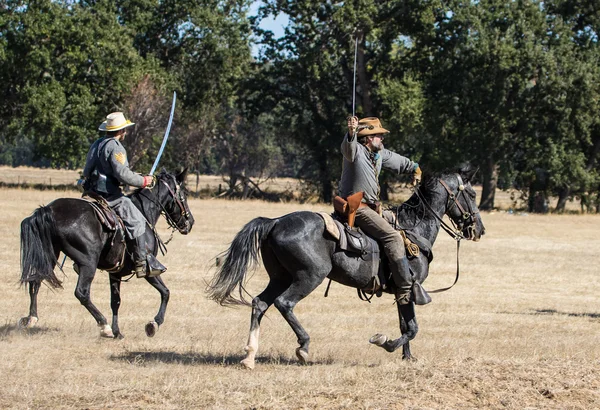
[319,197,434,299]
[78,192,165,277]
[81,191,121,231]
[80,192,126,273]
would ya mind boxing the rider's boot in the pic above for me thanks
[387,245,431,306]
[131,234,148,278]
[389,255,413,305]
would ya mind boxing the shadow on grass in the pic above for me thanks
[531,309,600,319]
[499,309,600,320]
[0,322,61,339]
[110,350,335,367]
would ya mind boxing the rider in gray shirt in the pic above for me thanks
[83,112,155,278]
[338,116,428,305]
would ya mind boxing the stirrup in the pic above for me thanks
[147,254,167,277]
[412,282,432,305]
[134,262,147,278]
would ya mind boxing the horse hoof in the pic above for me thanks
[369,333,388,346]
[240,358,255,370]
[100,325,114,338]
[114,333,125,340]
[18,316,38,328]
[296,348,309,364]
[145,321,159,337]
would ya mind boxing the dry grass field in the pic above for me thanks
[0,185,599,409]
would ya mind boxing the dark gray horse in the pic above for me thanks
[207,166,485,368]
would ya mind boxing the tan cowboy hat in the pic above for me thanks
[357,117,390,137]
[98,112,135,132]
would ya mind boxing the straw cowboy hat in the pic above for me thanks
[98,112,135,132]
[357,117,390,137]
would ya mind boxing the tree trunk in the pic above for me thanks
[321,178,333,203]
[528,187,549,213]
[479,156,498,211]
[380,179,389,201]
[554,186,571,213]
[356,32,373,116]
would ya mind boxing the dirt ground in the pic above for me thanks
[0,183,598,409]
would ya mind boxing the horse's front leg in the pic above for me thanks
[109,276,124,339]
[18,280,41,328]
[74,264,112,338]
[370,302,418,356]
[143,275,169,337]
[400,305,414,360]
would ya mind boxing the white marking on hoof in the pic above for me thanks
[369,334,388,346]
[296,348,309,364]
[240,357,255,369]
[241,344,257,369]
[145,321,159,337]
[99,324,114,338]
[18,316,38,328]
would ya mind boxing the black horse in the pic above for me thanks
[19,169,194,339]
[207,166,485,368]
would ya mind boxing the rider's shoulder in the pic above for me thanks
[101,137,123,152]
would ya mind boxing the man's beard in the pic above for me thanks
[371,140,384,152]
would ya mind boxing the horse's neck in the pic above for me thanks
[396,192,444,246]
[130,189,162,225]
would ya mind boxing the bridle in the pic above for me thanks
[438,174,479,240]
[414,174,477,241]
[412,173,480,294]
[157,177,191,234]
[137,175,191,245]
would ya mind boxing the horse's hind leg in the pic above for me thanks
[241,280,288,369]
[144,275,170,337]
[273,276,325,365]
[19,280,41,328]
[74,264,112,338]
[241,245,290,369]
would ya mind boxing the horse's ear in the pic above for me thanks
[177,167,189,184]
[459,163,478,183]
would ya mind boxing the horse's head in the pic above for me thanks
[434,164,485,241]
[153,168,194,235]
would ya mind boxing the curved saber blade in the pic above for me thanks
[352,37,358,117]
[149,91,177,176]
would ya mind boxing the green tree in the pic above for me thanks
[250,0,428,201]
[0,0,155,168]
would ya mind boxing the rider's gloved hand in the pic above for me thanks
[142,175,154,188]
[412,165,422,186]
[347,116,358,136]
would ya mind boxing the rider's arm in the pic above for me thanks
[105,140,145,187]
[380,148,418,175]
[341,132,358,162]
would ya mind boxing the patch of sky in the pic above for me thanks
[249,1,289,57]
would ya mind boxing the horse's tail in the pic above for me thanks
[20,206,62,289]
[206,217,278,306]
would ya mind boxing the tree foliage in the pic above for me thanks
[1,0,599,211]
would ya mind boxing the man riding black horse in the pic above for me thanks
[82,112,160,278]
[340,116,427,305]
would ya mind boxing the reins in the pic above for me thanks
[412,176,473,294]
[137,176,189,246]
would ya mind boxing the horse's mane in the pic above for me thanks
[421,162,476,195]
[391,163,476,219]
[130,169,172,196]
